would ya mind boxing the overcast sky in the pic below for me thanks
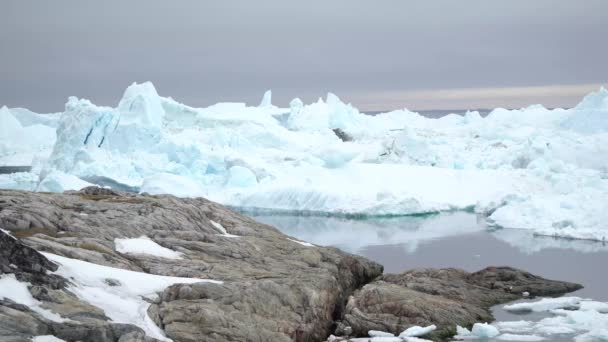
[1,1,607,112]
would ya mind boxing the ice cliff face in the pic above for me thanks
[1,82,607,241]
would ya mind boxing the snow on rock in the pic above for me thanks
[2,83,608,242]
[286,238,315,247]
[209,220,239,238]
[42,252,220,341]
[114,236,183,259]
[0,274,66,322]
[32,336,67,342]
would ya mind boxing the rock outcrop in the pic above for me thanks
[0,187,382,342]
[0,188,582,342]
[340,267,583,340]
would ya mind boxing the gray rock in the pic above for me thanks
[0,229,64,288]
[0,188,582,342]
[0,188,383,341]
[342,267,582,340]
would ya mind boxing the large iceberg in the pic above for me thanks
[1,82,607,241]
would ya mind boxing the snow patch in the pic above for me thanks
[209,220,239,238]
[287,238,315,247]
[32,336,67,342]
[0,274,66,322]
[42,252,220,341]
[114,236,183,259]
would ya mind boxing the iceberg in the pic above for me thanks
[1,82,607,242]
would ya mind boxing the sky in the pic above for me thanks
[1,0,607,112]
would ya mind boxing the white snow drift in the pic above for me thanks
[114,236,183,259]
[42,252,220,341]
[1,82,608,241]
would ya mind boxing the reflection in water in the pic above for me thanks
[249,212,608,340]
[249,211,608,300]
[251,211,608,255]
[252,212,486,254]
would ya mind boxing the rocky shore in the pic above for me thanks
[0,188,581,342]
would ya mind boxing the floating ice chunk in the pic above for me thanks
[497,333,544,341]
[114,236,183,259]
[369,330,395,337]
[471,323,500,338]
[503,297,582,313]
[399,324,436,337]
[455,325,472,336]
[574,328,608,342]
[140,173,206,198]
[494,320,533,333]
[0,274,66,322]
[580,301,608,313]
[0,172,39,191]
[534,325,576,335]
[43,252,220,341]
[402,337,433,342]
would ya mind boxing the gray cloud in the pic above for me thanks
[1,0,607,112]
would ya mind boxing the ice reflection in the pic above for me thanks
[251,211,484,254]
[249,212,608,255]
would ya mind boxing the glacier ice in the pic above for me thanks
[1,82,608,242]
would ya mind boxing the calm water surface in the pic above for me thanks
[249,212,608,340]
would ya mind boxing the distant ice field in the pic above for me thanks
[1,83,607,241]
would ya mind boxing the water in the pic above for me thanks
[249,212,608,339]
[250,212,608,298]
